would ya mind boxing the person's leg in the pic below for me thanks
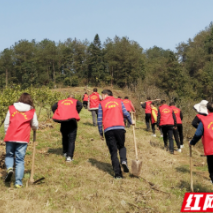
[178,125,184,146]
[114,129,129,173]
[162,126,168,148]
[168,126,174,154]
[173,128,180,149]
[145,114,150,131]
[91,110,97,126]
[5,142,15,170]
[151,123,156,134]
[127,112,130,128]
[105,130,122,177]
[159,127,163,137]
[207,155,213,183]
[67,120,77,159]
[5,142,16,182]
[14,143,28,186]
[61,125,69,155]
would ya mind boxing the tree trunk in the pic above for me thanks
[111,66,113,89]
[53,62,55,83]
[6,68,8,88]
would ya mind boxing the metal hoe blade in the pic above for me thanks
[131,160,142,177]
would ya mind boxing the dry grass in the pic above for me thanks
[0,87,211,213]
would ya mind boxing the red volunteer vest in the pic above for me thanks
[197,114,205,120]
[89,92,100,108]
[83,94,88,101]
[200,113,213,155]
[159,104,174,126]
[4,105,35,143]
[170,106,182,124]
[52,98,80,122]
[145,101,152,114]
[151,108,158,124]
[123,99,132,112]
[101,96,125,130]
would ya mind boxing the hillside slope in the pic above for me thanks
[0,87,211,213]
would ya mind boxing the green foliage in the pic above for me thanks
[64,77,71,86]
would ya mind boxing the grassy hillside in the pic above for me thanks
[0,87,212,213]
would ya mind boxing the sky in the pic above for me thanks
[0,0,212,51]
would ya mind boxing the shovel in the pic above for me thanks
[131,113,142,177]
[189,145,194,192]
[29,131,45,185]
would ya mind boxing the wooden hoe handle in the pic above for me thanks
[30,131,36,183]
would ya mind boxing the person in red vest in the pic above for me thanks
[82,92,88,109]
[192,100,208,129]
[190,102,213,184]
[157,100,177,154]
[141,97,160,131]
[4,93,38,188]
[52,95,82,162]
[150,102,158,137]
[88,88,102,126]
[170,102,183,151]
[97,90,134,179]
[123,96,135,128]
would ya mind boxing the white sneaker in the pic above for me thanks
[152,134,156,137]
[180,145,184,149]
[177,149,181,153]
[66,157,74,162]
[63,153,67,158]
[160,135,163,138]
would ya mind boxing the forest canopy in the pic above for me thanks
[0,22,213,100]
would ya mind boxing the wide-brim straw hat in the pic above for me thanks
[194,100,208,115]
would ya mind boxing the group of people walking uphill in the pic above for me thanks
[2,87,213,187]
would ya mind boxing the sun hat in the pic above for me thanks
[194,100,208,115]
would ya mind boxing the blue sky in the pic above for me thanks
[0,0,212,51]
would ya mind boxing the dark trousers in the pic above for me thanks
[151,123,156,134]
[177,124,183,145]
[162,125,174,153]
[83,101,88,109]
[207,155,213,182]
[145,113,151,130]
[105,129,127,177]
[60,120,77,158]
[124,112,131,128]
[91,110,98,126]
[173,128,180,149]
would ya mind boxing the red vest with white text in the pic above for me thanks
[151,107,158,124]
[170,106,182,124]
[200,113,213,155]
[101,96,125,130]
[89,92,100,108]
[159,104,174,126]
[83,94,88,101]
[145,101,152,114]
[52,98,80,122]
[123,99,134,112]
[4,105,35,143]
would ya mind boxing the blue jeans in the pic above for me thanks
[5,142,28,185]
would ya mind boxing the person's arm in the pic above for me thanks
[99,95,102,101]
[52,103,58,113]
[190,122,204,145]
[122,102,132,124]
[180,111,183,120]
[130,101,135,112]
[97,104,103,136]
[31,112,39,130]
[82,95,84,101]
[192,116,200,129]
[76,101,83,113]
[4,111,10,134]
[172,111,177,126]
[157,109,161,127]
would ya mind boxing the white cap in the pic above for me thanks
[194,100,208,115]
